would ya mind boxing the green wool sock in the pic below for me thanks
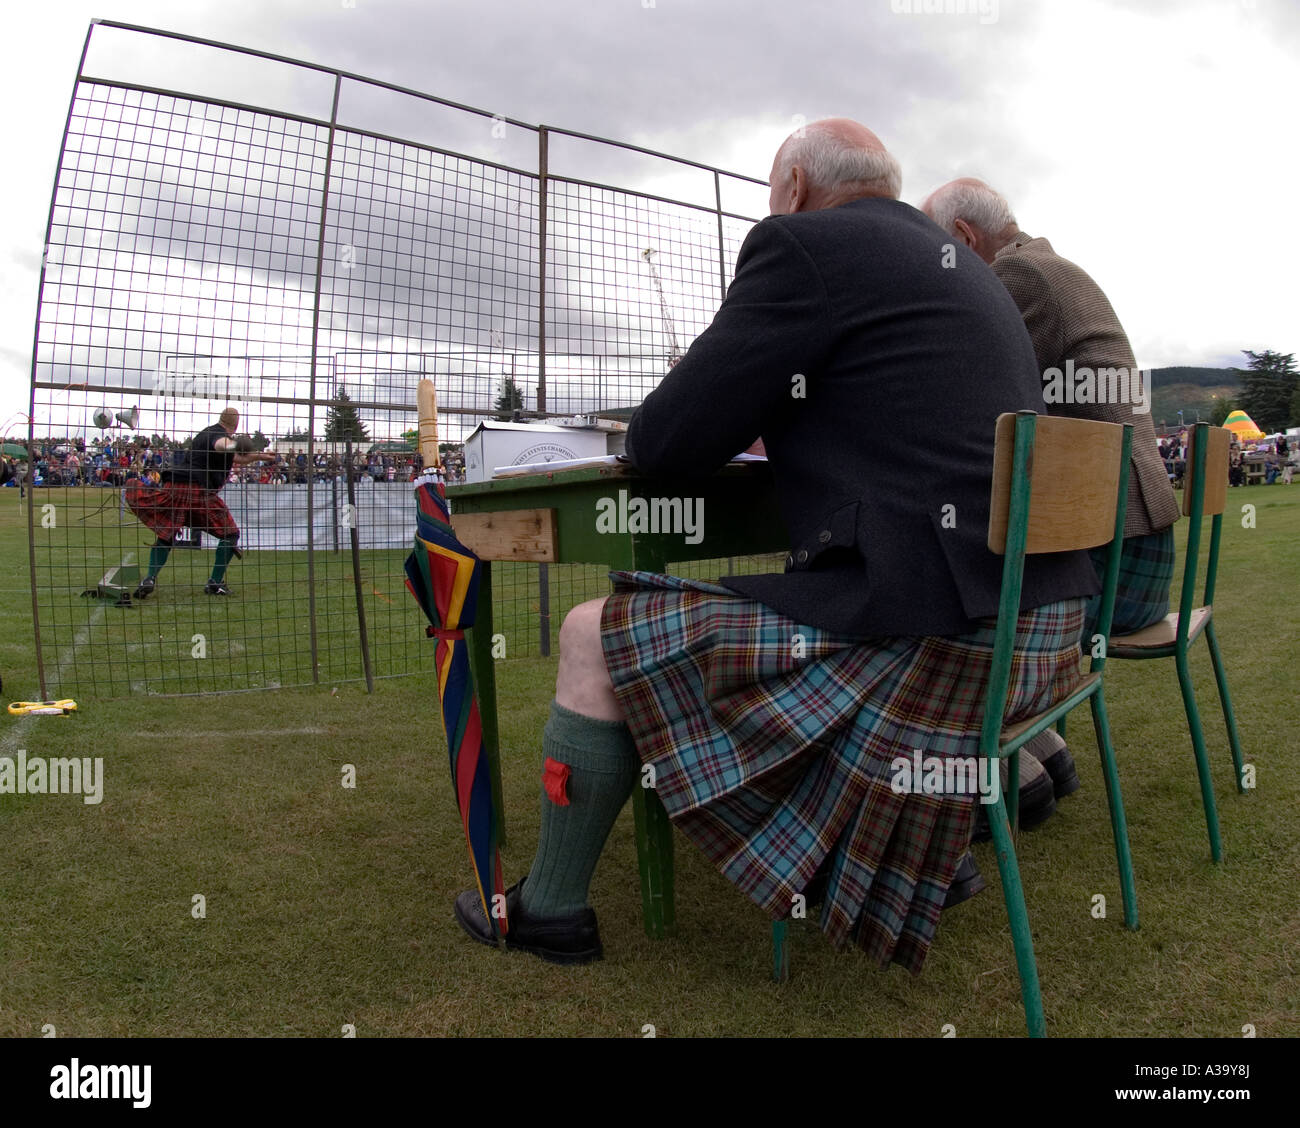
[520,700,640,918]
[147,542,171,579]
[210,540,236,583]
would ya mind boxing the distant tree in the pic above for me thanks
[1291,386,1300,429]
[1209,398,1234,427]
[1233,350,1297,435]
[325,387,370,443]
[494,376,524,421]
[281,427,310,442]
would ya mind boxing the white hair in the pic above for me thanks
[775,122,902,199]
[924,180,1017,237]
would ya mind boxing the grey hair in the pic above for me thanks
[775,122,902,199]
[924,180,1017,237]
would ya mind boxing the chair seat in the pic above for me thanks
[1110,607,1211,655]
[1000,673,1101,745]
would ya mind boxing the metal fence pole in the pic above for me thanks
[27,22,96,699]
[537,125,548,414]
[538,563,551,657]
[536,126,552,657]
[714,169,729,302]
[304,72,343,684]
[345,437,374,693]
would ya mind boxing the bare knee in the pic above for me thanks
[559,598,607,656]
[556,597,621,720]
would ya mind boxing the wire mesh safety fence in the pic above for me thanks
[22,20,770,698]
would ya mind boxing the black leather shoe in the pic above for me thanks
[972,756,1057,842]
[134,576,156,600]
[942,851,986,909]
[454,878,603,966]
[1024,730,1082,798]
[204,580,232,596]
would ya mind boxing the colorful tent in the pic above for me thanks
[1223,410,1266,442]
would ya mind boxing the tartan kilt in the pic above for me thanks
[1088,525,1175,636]
[600,571,1086,974]
[125,480,239,542]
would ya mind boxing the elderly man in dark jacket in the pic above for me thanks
[456,121,1097,972]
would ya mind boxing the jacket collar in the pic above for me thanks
[994,230,1047,260]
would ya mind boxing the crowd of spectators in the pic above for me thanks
[1158,430,1297,487]
[1,439,443,488]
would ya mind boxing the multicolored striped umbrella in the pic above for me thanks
[403,378,506,937]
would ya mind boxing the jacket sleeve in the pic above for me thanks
[623,217,834,477]
[991,252,1062,378]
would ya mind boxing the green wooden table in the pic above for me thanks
[448,460,787,938]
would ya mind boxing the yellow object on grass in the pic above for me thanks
[7,699,78,716]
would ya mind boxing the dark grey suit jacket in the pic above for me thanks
[624,198,1099,637]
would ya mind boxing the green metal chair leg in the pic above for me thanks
[772,921,789,983]
[631,784,677,938]
[1204,622,1247,794]
[1007,748,1021,836]
[1174,649,1224,862]
[987,793,1046,1038]
[1089,690,1138,930]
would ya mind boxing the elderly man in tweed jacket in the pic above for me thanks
[922,178,1181,801]
[922,178,1180,637]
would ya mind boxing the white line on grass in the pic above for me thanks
[1,551,132,754]
[2,602,105,754]
[129,728,332,738]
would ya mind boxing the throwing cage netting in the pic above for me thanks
[23,20,772,697]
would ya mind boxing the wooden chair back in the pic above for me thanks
[988,413,1126,555]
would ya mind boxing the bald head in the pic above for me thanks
[768,118,902,216]
[219,407,240,432]
[921,178,1019,265]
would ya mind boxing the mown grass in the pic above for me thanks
[0,482,1297,1037]
[17,486,777,696]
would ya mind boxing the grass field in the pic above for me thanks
[18,486,779,696]
[0,482,1297,1037]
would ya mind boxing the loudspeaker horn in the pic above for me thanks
[116,405,140,430]
[92,409,113,429]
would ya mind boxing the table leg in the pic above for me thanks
[632,782,676,938]
[468,560,506,846]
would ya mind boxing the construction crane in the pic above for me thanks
[640,247,683,365]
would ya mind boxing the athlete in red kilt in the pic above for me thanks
[125,407,276,597]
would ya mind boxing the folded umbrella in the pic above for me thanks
[404,378,506,938]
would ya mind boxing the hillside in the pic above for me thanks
[1149,367,1239,428]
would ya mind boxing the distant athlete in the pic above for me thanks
[125,407,276,598]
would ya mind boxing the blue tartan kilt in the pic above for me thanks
[1088,525,1176,637]
[600,570,1086,974]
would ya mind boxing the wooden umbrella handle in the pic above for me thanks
[417,378,440,469]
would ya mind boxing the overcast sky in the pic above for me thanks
[2,0,1296,435]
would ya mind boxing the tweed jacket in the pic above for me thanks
[992,233,1180,538]
[623,198,1099,638]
